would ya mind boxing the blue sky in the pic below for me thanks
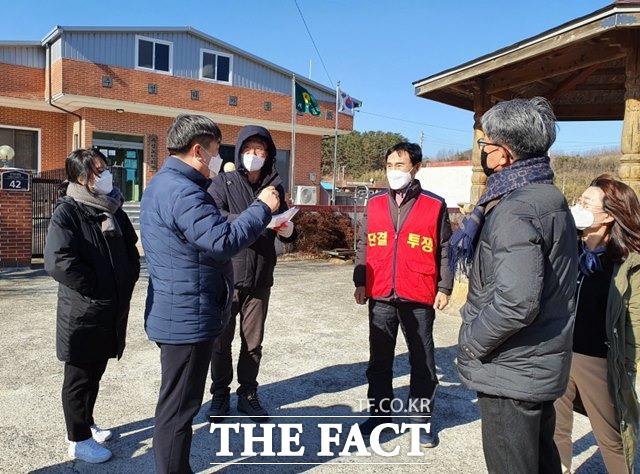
[3,0,622,157]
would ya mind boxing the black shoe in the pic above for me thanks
[419,430,439,448]
[237,391,269,422]
[206,389,230,422]
[359,416,393,437]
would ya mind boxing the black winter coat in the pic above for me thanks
[45,196,140,362]
[208,125,296,289]
[457,183,578,402]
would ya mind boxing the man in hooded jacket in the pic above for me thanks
[206,125,297,422]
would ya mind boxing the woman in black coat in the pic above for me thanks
[44,149,139,464]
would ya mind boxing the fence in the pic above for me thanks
[31,170,64,257]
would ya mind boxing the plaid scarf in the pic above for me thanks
[448,155,554,277]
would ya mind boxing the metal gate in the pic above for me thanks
[32,174,63,257]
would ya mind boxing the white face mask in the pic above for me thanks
[208,153,223,175]
[242,153,265,172]
[570,204,595,230]
[387,170,412,190]
[93,170,113,195]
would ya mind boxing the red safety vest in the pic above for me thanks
[365,192,441,305]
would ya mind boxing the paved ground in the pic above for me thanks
[0,258,629,473]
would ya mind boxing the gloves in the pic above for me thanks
[277,221,294,238]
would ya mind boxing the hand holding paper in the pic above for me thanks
[268,207,298,230]
[276,221,294,238]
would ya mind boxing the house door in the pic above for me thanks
[93,133,144,202]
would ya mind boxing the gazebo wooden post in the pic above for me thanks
[621,32,640,196]
[471,79,491,203]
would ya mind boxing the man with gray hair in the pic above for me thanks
[141,114,280,474]
[449,97,578,473]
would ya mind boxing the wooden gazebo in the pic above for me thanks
[413,0,640,201]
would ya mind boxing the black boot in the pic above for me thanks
[237,390,269,422]
[406,396,438,448]
[206,388,230,423]
[359,414,393,437]
[359,399,392,437]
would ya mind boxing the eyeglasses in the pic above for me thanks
[477,138,508,152]
[575,196,605,212]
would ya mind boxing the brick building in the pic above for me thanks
[0,26,355,200]
[0,26,356,267]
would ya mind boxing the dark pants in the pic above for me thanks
[478,393,561,474]
[210,287,270,395]
[62,359,108,442]
[154,341,213,474]
[366,300,438,413]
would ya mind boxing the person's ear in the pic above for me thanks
[500,146,514,166]
[601,212,615,225]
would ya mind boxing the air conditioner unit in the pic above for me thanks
[294,185,317,205]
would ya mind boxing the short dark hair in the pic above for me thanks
[166,114,221,155]
[385,142,423,165]
[64,148,107,193]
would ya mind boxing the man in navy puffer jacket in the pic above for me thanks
[140,114,280,474]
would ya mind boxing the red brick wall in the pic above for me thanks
[0,64,44,99]
[0,173,32,267]
[59,59,353,130]
[0,106,68,173]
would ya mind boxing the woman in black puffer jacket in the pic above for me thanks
[44,149,139,464]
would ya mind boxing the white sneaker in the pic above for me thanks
[68,438,112,463]
[90,424,113,443]
[65,424,113,444]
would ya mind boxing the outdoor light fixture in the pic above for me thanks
[115,108,124,113]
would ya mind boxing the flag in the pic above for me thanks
[339,89,355,116]
[294,82,321,117]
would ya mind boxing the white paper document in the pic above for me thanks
[267,207,299,229]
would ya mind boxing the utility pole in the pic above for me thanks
[419,131,425,150]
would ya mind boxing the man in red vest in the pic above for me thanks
[353,142,453,448]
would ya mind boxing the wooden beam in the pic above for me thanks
[553,102,624,120]
[415,15,636,94]
[547,64,602,99]
[486,46,626,94]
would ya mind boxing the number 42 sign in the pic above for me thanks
[1,170,30,192]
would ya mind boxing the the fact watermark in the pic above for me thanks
[208,397,434,465]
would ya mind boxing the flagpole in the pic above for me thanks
[331,81,340,206]
[291,75,296,202]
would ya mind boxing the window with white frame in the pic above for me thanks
[136,35,172,74]
[200,49,232,83]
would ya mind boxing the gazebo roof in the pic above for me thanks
[413,1,640,121]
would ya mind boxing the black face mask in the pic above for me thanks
[480,150,497,177]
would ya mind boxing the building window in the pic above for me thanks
[0,127,38,170]
[200,48,232,84]
[136,35,172,74]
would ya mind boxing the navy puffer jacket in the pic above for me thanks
[141,157,270,344]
